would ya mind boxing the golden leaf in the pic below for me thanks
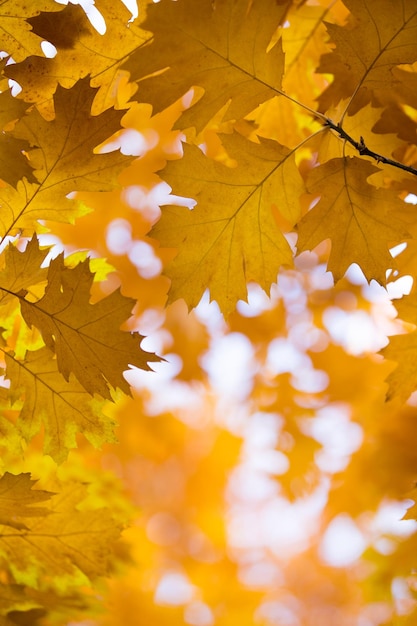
[0,472,53,531]
[0,236,48,308]
[317,0,417,115]
[1,79,130,239]
[0,91,35,188]
[5,348,117,463]
[0,1,64,62]
[19,254,158,399]
[152,132,304,314]
[6,1,151,111]
[123,0,287,129]
[0,481,122,588]
[296,156,409,282]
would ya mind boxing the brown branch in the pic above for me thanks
[323,118,417,178]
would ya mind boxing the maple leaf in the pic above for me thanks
[123,0,287,130]
[0,79,130,239]
[317,0,417,115]
[152,131,304,315]
[6,1,151,110]
[0,481,122,588]
[0,472,53,531]
[19,254,158,399]
[296,156,410,283]
[0,1,65,62]
[5,347,117,463]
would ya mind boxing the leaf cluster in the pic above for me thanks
[1,0,417,624]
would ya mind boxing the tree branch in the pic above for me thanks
[324,118,417,178]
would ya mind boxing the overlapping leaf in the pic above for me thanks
[0,236,48,308]
[317,0,417,115]
[1,78,130,240]
[296,156,410,282]
[0,91,34,188]
[123,0,288,130]
[6,0,151,109]
[152,132,305,315]
[0,0,65,62]
[19,254,158,399]
[0,481,122,588]
[0,473,53,531]
[5,348,116,463]
[0,584,43,622]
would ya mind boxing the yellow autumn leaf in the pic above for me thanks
[0,89,29,129]
[0,91,35,188]
[317,0,417,115]
[0,236,48,308]
[296,156,410,282]
[0,584,43,620]
[0,0,64,62]
[152,131,304,314]
[6,0,151,111]
[1,79,130,240]
[2,2,417,625]
[0,472,53,531]
[19,254,158,399]
[0,481,122,589]
[5,347,117,463]
[123,0,287,129]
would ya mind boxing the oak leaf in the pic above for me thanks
[0,135,36,189]
[152,132,304,315]
[0,90,29,130]
[19,254,158,399]
[0,481,122,588]
[296,157,410,282]
[0,236,48,308]
[5,347,117,463]
[1,79,130,239]
[0,473,53,531]
[6,1,151,110]
[0,91,35,188]
[123,0,287,130]
[0,1,65,62]
[317,0,417,115]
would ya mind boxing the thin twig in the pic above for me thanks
[323,118,417,178]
